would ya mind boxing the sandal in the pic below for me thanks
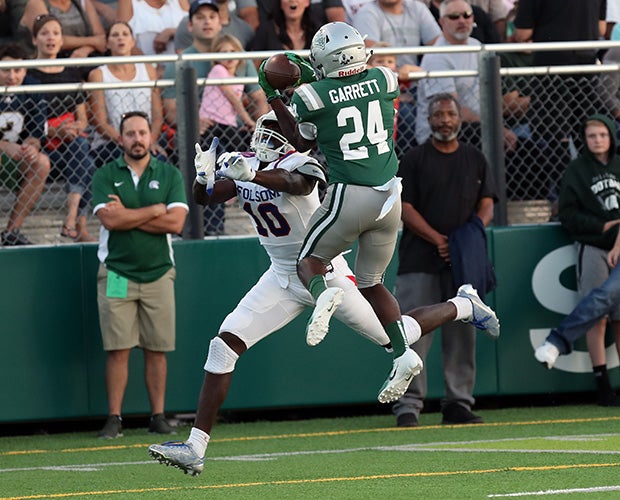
[74,231,96,243]
[61,224,78,239]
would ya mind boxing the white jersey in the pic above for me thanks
[233,151,324,276]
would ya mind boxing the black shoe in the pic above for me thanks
[396,413,419,427]
[441,403,484,425]
[597,391,620,407]
[98,415,123,439]
[1,229,32,246]
[148,413,177,435]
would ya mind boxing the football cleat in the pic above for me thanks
[148,441,204,477]
[535,341,560,369]
[306,287,344,346]
[378,348,423,404]
[457,284,500,339]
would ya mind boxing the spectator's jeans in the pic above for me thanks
[47,136,96,214]
[548,262,620,354]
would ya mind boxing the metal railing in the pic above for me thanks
[2,40,620,244]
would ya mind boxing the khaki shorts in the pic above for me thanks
[97,265,176,351]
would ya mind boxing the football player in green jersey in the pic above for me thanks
[258,22,425,404]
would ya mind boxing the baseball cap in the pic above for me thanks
[189,0,219,19]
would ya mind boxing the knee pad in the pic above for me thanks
[204,336,239,374]
[402,315,422,346]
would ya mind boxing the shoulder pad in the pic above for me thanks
[295,157,327,183]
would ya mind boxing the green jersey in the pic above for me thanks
[291,66,400,186]
[92,156,189,283]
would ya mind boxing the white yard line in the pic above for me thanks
[2,433,619,472]
[488,485,620,497]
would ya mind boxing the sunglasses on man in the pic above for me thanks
[445,11,474,20]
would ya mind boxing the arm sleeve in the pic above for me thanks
[513,0,535,29]
[167,166,189,205]
[91,166,112,212]
[477,150,499,201]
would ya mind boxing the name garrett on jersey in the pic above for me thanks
[328,79,380,104]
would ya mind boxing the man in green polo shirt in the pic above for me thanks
[92,111,189,439]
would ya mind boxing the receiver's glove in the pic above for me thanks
[217,152,256,182]
[194,137,219,194]
[258,59,283,103]
[285,52,316,85]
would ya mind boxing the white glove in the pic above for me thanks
[195,137,219,194]
[216,152,256,182]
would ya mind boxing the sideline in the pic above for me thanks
[3,416,620,458]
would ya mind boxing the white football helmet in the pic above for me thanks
[309,22,370,79]
[250,110,294,163]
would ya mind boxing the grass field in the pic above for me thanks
[2,404,620,499]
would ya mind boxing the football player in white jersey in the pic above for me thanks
[148,110,498,476]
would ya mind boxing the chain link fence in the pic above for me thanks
[1,44,620,245]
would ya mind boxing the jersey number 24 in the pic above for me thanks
[338,100,390,161]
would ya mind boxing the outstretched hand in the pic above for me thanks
[217,152,256,182]
[258,59,283,103]
[285,52,316,86]
[195,137,219,194]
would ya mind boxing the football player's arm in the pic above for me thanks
[253,168,316,196]
[138,205,188,234]
[96,194,167,231]
[270,98,316,153]
[193,178,238,206]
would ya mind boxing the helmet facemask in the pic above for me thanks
[250,111,294,163]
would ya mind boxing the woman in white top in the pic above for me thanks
[117,0,189,55]
[88,21,166,167]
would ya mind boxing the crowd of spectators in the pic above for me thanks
[0,0,617,244]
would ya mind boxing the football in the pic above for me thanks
[263,53,302,90]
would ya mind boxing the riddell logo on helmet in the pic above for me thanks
[338,67,364,77]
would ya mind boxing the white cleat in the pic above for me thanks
[148,441,204,477]
[457,284,500,339]
[377,349,424,404]
[535,341,560,369]
[306,287,344,346]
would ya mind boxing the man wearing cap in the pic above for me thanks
[162,0,266,133]
[174,0,256,53]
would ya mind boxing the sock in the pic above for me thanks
[593,364,609,388]
[402,315,422,345]
[307,274,328,301]
[448,296,473,321]
[186,426,210,458]
[385,320,408,357]
[592,365,620,406]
